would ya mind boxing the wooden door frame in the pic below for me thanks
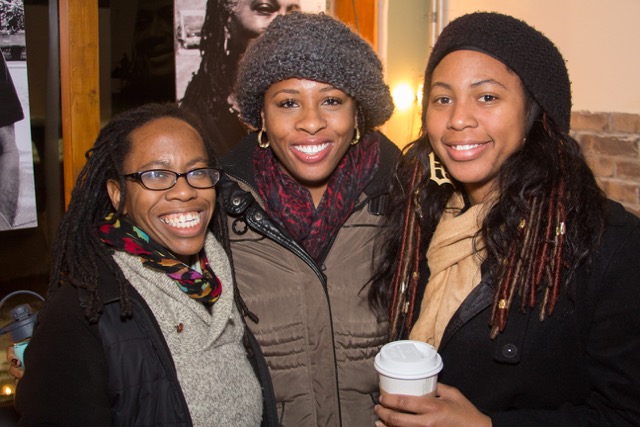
[333,0,378,49]
[58,0,100,207]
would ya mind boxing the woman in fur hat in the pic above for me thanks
[373,12,640,427]
[220,11,398,426]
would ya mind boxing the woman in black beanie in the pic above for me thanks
[374,12,640,427]
[220,11,399,427]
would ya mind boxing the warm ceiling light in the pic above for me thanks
[392,83,416,111]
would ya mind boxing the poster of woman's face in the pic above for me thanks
[110,0,326,157]
[0,0,36,231]
[175,0,327,157]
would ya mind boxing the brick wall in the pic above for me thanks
[571,111,640,216]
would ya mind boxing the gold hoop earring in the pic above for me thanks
[258,129,270,149]
[350,127,360,145]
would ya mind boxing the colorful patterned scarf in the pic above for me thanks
[98,213,222,304]
[253,133,380,261]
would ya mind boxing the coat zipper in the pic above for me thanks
[225,173,352,425]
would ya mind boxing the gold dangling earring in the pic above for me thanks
[257,129,270,149]
[428,151,453,186]
[350,126,360,145]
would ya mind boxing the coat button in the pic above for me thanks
[232,218,248,235]
[232,196,242,206]
[253,212,263,221]
[501,343,518,359]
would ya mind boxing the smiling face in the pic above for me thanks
[261,78,357,205]
[106,117,215,264]
[228,0,300,52]
[426,50,529,205]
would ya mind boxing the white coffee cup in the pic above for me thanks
[374,340,443,396]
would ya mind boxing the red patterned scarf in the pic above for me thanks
[253,133,380,261]
[98,213,222,304]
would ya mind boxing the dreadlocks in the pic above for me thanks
[483,117,606,337]
[181,0,233,111]
[376,112,607,340]
[47,103,216,322]
[180,0,246,157]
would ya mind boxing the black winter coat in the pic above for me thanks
[410,201,640,426]
[15,258,277,426]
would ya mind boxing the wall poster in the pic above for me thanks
[108,0,327,158]
[174,0,328,158]
[0,0,36,231]
[110,0,176,116]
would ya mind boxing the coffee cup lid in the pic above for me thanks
[374,340,443,379]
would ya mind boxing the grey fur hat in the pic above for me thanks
[425,12,571,132]
[234,12,394,132]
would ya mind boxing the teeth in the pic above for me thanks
[451,143,482,151]
[160,212,201,229]
[294,143,329,154]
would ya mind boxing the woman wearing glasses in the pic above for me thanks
[13,103,277,426]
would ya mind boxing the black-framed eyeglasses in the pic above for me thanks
[124,168,221,191]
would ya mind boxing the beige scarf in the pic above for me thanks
[409,193,487,349]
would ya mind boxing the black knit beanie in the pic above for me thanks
[425,12,571,132]
[234,12,394,132]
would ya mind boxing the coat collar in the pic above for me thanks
[439,273,494,348]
